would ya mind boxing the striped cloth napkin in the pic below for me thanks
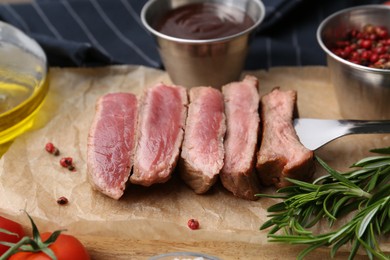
[0,0,386,69]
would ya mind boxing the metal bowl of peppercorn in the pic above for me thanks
[317,4,390,120]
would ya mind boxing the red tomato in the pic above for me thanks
[0,216,25,255]
[9,232,90,260]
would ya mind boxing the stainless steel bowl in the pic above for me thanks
[317,5,390,120]
[141,0,265,88]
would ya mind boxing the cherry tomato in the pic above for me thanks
[0,216,25,255]
[9,232,90,260]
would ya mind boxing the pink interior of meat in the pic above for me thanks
[136,84,184,172]
[223,78,259,173]
[260,88,310,168]
[184,87,225,175]
[89,93,138,194]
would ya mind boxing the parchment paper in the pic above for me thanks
[0,65,389,251]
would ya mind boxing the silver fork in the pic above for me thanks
[294,118,390,150]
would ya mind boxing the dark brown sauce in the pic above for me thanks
[155,3,255,40]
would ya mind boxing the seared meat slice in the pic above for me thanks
[220,75,261,200]
[131,83,188,186]
[256,87,315,188]
[180,87,226,194]
[87,92,138,200]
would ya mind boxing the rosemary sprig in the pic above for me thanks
[257,147,390,260]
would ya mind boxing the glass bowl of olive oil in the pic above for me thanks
[0,21,48,145]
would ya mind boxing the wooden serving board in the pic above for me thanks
[1,65,389,260]
[77,235,368,259]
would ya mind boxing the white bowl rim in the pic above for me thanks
[149,251,220,260]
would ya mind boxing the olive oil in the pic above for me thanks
[0,25,48,147]
[0,80,34,114]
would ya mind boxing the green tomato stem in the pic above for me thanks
[0,236,31,260]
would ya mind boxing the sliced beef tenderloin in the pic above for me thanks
[220,75,261,200]
[131,83,188,186]
[256,87,315,188]
[180,87,226,194]
[87,92,138,200]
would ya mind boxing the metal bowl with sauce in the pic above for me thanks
[141,0,265,88]
[0,21,49,146]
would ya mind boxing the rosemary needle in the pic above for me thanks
[257,147,390,260]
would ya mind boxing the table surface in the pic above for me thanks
[77,235,368,260]
[0,1,381,258]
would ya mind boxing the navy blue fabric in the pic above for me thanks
[0,0,386,69]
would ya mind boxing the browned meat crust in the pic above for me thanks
[256,87,315,188]
[220,75,261,200]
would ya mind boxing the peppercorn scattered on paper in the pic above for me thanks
[0,65,389,255]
